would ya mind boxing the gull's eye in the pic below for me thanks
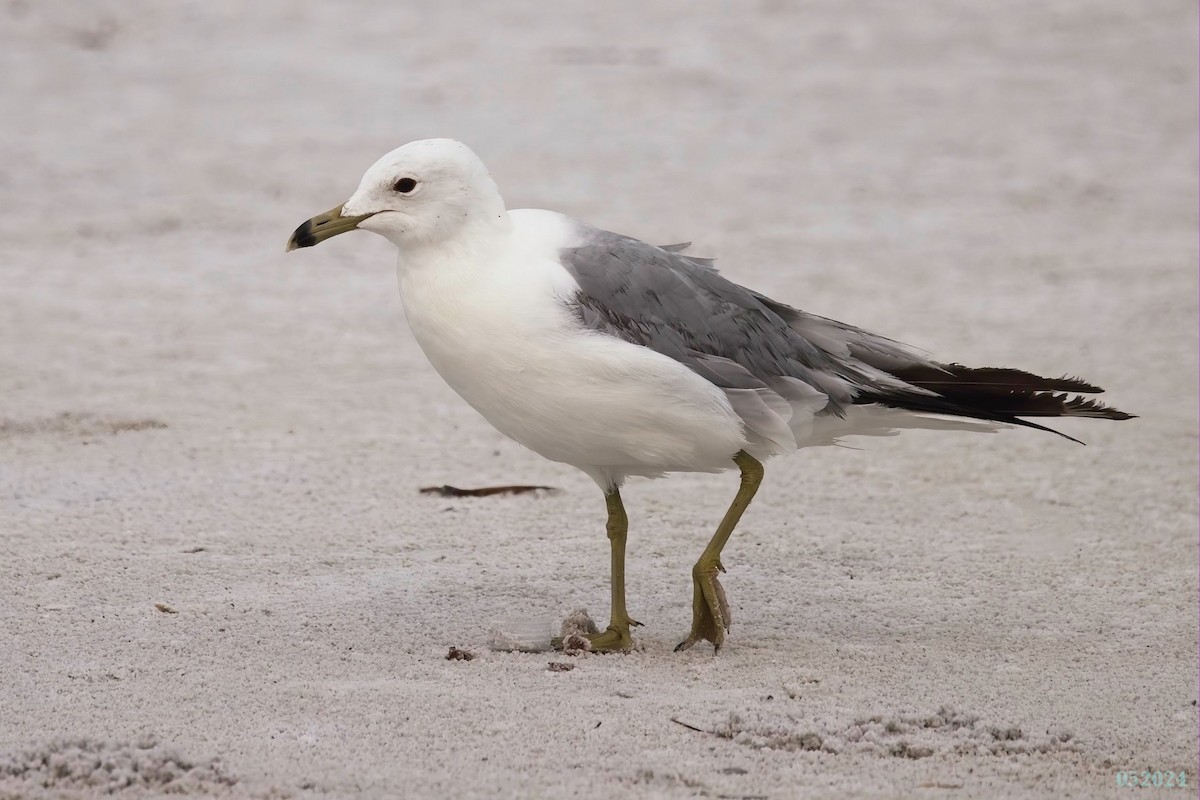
[393,177,418,194]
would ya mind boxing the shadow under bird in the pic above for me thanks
[287,138,1132,653]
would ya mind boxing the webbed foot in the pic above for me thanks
[585,617,643,652]
[675,560,730,652]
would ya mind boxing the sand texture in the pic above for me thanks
[2,2,1196,798]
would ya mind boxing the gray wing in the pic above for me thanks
[558,225,937,452]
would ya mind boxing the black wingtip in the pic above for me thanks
[1017,418,1087,445]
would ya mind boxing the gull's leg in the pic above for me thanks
[676,451,764,653]
[585,489,642,652]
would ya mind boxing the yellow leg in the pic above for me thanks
[676,451,764,652]
[585,489,642,652]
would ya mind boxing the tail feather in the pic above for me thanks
[855,363,1134,444]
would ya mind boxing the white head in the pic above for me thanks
[286,139,507,252]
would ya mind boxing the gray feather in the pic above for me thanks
[558,224,1131,446]
[559,225,921,418]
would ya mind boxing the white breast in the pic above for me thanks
[395,210,748,484]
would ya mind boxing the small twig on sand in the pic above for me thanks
[670,717,709,734]
[419,485,559,497]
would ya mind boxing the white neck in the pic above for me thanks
[395,209,512,279]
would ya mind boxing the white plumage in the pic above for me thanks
[393,206,749,488]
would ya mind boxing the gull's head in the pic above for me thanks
[286,139,506,252]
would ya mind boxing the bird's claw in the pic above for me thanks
[675,564,731,653]
[583,620,640,652]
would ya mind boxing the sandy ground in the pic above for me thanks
[2,2,1197,798]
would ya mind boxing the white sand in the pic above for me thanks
[1,2,1196,798]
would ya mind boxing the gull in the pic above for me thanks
[286,139,1131,653]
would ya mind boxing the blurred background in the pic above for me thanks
[3,1,1195,443]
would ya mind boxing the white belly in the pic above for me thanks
[396,249,747,482]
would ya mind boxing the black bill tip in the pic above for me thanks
[286,219,317,251]
[285,204,370,253]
